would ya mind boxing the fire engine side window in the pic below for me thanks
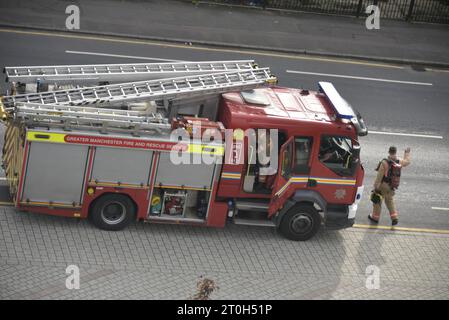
[319,135,354,176]
[294,137,313,174]
[281,142,293,179]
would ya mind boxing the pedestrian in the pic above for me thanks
[369,146,411,225]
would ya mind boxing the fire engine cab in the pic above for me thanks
[1,60,367,240]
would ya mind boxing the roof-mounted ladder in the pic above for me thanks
[2,68,276,108]
[4,60,259,84]
[13,103,170,134]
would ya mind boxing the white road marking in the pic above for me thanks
[369,131,443,139]
[65,50,185,62]
[0,177,6,181]
[432,207,449,211]
[286,70,433,86]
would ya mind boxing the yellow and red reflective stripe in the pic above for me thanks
[26,131,224,155]
[221,172,241,180]
[275,176,357,196]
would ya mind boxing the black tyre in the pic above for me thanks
[89,194,136,231]
[278,204,321,241]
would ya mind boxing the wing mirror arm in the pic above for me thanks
[351,110,368,136]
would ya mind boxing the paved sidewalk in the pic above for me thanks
[1,207,448,299]
[1,0,449,66]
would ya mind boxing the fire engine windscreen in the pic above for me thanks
[319,136,360,176]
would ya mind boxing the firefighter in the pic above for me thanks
[369,146,411,225]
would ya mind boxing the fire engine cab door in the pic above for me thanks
[268,137,294,215]
[310,135,360,205]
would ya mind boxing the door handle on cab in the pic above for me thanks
[307,179,317,187]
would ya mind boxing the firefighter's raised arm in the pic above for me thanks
[401,147,411,167]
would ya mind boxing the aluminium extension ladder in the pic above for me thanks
[1,68,276,108]
[1,60,276,135]
[13,102,170,134]
[3,60,259,84]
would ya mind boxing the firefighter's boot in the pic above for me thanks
[368,214,379,224]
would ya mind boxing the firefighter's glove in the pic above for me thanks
[370,190,383,204]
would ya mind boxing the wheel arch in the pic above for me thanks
[88,192,138,219]
[274,190,327,227]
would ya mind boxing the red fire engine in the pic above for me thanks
[1,60,366,240]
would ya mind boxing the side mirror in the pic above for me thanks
[349,144,361,176]
[352,143,361,161]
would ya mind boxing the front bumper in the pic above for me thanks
[325,208,354,230]
[348,185,364,219]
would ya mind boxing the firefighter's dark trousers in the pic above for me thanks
[371,182,398,221]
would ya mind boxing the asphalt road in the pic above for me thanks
[0,28,448,232]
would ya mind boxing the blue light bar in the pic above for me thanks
[318,81,355,119]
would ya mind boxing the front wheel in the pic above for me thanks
[89,194,136,231]
[278,204,321,241]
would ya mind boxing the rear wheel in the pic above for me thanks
[279,204,321,241]
[89,194,136,231]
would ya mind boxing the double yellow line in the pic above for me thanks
[353,224,449,235]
